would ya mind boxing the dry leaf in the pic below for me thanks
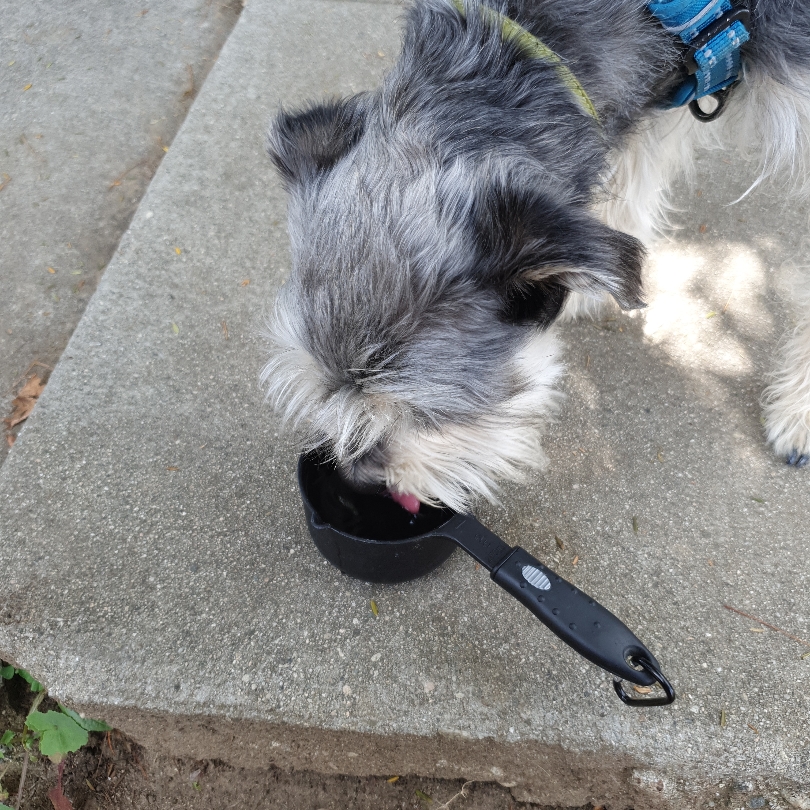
[47,266,56,274]
[23,83,32,91]
[174,247,182,255]
[240,279,250,287]
[572,555,579,566]
[555,535,564,550]
[183,65,195,99]
[632,685,652,694]
[387,776,400,784]
[5,398,36,429]
[4,375,45,429]
[166,466,179,472]
[699,224,707,233]
[6,434,15,448]
[18,375,45,399]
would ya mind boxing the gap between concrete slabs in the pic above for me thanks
[0,0,242,461]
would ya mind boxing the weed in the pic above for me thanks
[1,662,111,808]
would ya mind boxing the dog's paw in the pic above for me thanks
[787,449,810,468]
[764,409,810,468]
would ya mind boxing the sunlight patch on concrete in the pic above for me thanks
[642,243,768,376]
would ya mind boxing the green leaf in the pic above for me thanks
[25,711,88,759]
[59,706,112,732]
[1,803,15,810]
[0,665,14,680]
[0,730,13,746]
[17,669,44,692]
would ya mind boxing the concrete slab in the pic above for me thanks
[0,0,242,461]
[0,1,808,808]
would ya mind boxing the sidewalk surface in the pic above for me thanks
[0,0,241,462]
[0,1,808,808]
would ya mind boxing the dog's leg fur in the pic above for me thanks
[722,69,810,464]
[763,280,810,466]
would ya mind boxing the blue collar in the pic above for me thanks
[648,0,751,120]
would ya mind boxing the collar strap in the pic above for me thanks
[648,0,751,115]
[450,0,600,122]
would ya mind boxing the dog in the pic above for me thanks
[262,0,810,511]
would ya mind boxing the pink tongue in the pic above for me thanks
[389,490,420,514]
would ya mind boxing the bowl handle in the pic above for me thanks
[431,515,675,704]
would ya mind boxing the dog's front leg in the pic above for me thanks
[763,287,810,467]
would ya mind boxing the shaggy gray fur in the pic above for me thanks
[263,0,810,501]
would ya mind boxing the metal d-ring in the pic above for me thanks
[613,655,676,706]
[688,85,734,122]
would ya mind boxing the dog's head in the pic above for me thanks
[263,93,644,510]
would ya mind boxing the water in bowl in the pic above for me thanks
[303,456,453,541]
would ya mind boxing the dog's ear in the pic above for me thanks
[474,183,645,322]
[267,95,367,186]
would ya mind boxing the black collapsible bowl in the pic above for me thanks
[296,449,676,704]
[297,450,457,583]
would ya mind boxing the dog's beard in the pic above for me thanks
[262,319,564,512]
[374,329,563,510]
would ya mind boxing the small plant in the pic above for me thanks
[0,662,111,809]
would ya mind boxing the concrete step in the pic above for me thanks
[0,1,808,807]
[0,0,241,464]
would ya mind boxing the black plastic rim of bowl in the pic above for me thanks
[297,451,458,583]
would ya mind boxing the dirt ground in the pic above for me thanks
[0,674,601,810]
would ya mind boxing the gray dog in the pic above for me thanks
[262,0,810,511]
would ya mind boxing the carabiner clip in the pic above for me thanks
[613,655,676,706]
